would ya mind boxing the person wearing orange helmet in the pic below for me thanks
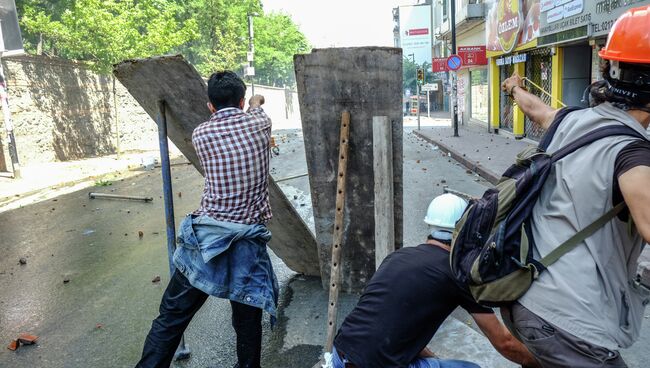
[500,5,650,368]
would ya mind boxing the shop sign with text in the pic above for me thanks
[496,53,528,66]
[432,58,447,72]
[458,46,488,67]
[540,0,650,39]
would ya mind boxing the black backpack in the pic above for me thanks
[449,107,645,306]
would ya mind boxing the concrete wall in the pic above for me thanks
[295,47,404,292]
[0,55,301,166]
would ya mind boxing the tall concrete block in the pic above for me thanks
[114,55,320,276]
[294,47,403,292]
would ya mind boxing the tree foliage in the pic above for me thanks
[16,0,311,86]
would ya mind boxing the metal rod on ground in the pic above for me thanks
[442,186,477,201]
[451,0,459,138]
[274,172,309,183]
[88,192,153,202]
[157,100,191,361]
[325,111,351,353]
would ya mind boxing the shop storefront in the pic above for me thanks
[537,0,650,112]
[487,0,544,139]
[457,45,488,127]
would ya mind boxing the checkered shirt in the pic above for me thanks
[192,107,272,224]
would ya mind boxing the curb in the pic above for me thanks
[413,130,500,185]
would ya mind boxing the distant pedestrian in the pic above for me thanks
[328,194,539,368]
[135,71,275,368]
[501,5,650,367]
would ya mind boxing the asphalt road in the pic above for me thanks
[1,126,647,367]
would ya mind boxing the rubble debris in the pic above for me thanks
[138,231,144,239]
[18,334,38,345]
[18,257,27,265]
[96,323,104,329]
[8,334,39,351]
[63,277,71,284]
[152,275,161,283]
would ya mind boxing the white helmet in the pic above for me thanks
[423,193,468,242]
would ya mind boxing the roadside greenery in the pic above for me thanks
[17,0,311,87]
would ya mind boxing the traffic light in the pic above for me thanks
[416,68,424,84]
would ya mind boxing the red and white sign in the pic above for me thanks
[432,58,447,72]
[457,46,488,67]
[406,28,429,36]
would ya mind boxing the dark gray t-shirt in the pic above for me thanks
[333,244,492,368]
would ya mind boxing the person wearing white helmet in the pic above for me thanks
[424,193,468,244]
[329,194,539,368]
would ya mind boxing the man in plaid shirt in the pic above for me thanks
[136,71,277,368]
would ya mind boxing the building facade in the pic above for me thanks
[487,0,650,140]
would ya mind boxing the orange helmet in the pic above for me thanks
[596,5,650,108]
[599,5,650,64]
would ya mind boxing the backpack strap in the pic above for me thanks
[551,125,646,163]
[540,202,627,268]
[539,106,584,151]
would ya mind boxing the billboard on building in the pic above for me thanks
[0,0,24,55]
[486,0,540,56]
[399,4,432,67]
[539,0,650,44]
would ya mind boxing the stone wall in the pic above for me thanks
[0,55,156,164]
[0,55,301,166]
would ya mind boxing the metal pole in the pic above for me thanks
[156,100,190,361]
[451,0,459,137]
[417,82,421,130]
[248,14,255,96]
[0,21,21,178]
[427,90,430,118]
[113,77,121,158]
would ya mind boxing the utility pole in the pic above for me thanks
[0,21,20,178]
[450,0,459,137]
[247,14,255,95]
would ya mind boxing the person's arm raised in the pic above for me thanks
[502,72,559,131]
[471,312,540,368]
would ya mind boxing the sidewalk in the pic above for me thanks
[414,124,535,184]
[0,151,184,212]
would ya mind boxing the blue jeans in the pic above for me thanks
[331,346,481,368]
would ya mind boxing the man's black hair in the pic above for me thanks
[207,71,246,111]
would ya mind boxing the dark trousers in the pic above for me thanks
[136,270,263,368]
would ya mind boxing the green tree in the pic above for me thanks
[254,13,310,87]
[16,0,311,86]
[19,0,198,73]
[403,58,435,94]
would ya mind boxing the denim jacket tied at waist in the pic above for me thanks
[173,214,279,320]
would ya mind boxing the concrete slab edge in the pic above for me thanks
[413,130,500,186]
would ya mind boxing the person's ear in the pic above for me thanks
[239,98,245,110]
[207,102,216,113]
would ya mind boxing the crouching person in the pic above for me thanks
[330,194,539,368]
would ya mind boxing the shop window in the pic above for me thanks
[499,64,515,132]
[470,69,488,123]
[524,48,553,140]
